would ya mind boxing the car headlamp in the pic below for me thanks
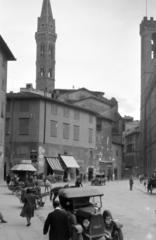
[83,219,90,228]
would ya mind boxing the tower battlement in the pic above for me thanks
[140,16,156,35]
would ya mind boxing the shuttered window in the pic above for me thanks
[51,104,57,115]
[88,128,93,143]
[5,118,10,135]
[63,123,70,139]
[50,120,57,137]
[19,118,29,135]
[74,110,80,120]
[63,107,70,118]
[73,125,79,141]
[19,101,29,112]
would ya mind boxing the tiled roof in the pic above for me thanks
[0,35,16,60]
[7,91,98,116]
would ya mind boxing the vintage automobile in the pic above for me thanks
[91,173,106,186]
[59,187,123,240]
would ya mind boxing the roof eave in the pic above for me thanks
[0,35,16,61]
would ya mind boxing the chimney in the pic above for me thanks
[26,83,33,89]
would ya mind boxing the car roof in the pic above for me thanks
[59,187,104,198]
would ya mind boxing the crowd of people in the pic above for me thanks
[6,172,40,189]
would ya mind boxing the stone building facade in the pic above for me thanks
[6,84,121,178]
[5,88,97,175]
[55,88,122,179]
[122,121,140,177]
[0,36,15,180]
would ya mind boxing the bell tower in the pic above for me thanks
[140,17,156,104]
[140,17,156,173]
[35,0,57,92]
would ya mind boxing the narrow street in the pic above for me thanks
[0,180,156,240]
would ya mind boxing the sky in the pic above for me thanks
[1,0,156,120]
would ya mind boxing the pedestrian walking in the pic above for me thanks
[129,175,134,191]
[44,178,51,193]
[0,211,7,223]
[6,174,11,186]
[75,175,83,187]
[20,188,36,226]
[43,200,70,240]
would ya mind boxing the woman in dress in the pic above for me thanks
[20,188,36,226]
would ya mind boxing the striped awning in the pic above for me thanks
[46,157,64,175]
[60,155,80,168]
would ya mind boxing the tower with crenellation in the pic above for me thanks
[140,16,156,174]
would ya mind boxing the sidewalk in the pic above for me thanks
[0,182,47,240]
[0,180,80,240]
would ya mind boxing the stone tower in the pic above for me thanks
[35,0,57,92]
[140,17,156,173]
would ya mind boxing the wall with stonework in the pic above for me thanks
[0,51,7,180]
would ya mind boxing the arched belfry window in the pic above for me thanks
[151,33,156,59]
[48,68,52,77]
[40,44,45,57]
[48,45,53,56]
[40,67,45,77]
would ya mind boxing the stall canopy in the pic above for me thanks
[46,157,64,175]
[60,155,80,168]
[11,160,37,172]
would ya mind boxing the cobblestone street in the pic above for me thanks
[0,180,156,240]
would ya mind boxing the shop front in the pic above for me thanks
[99,160,113,180]
[59,155,80,181]
[45,157,64,181]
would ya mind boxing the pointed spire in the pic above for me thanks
[41,0,53,21]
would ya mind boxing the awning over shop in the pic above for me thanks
[46,157,64,175]
[60,155,80,168]
[11,160,37,172]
